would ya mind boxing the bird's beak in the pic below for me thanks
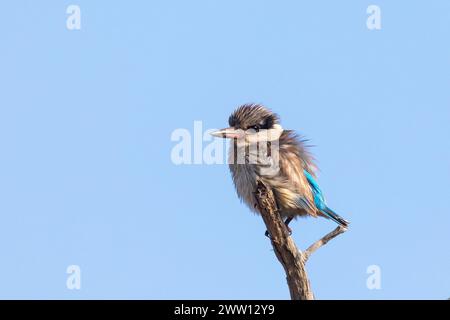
[210,127,244,139]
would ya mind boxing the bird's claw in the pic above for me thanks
[264,226,292,239]
[286,225,292,235]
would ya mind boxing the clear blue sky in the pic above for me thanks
[0,1,449,299]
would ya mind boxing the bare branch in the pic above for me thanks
[254,180,347,300]
[254,180,314,300]
[303,226,347,262]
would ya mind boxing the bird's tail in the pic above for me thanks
[321,206,349,228]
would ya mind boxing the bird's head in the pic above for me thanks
[211,104,283,143]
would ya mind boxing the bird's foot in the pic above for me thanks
[264,225,292,239]
[285,225,292,235]
[284,217,293,235]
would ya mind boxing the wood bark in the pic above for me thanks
[254,180,347,300]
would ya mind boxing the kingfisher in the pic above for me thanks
[211,104,349,234]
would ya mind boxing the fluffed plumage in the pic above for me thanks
[212,103,349,228]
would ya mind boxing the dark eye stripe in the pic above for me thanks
[263,116,274,129]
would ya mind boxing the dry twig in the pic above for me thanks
[254,180,347,300]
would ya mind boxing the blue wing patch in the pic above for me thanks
[303,169,326,210]
[303,169,349,227]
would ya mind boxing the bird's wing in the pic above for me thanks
[276,134,317,216]
[303,169,325,209]
[279,130,317,175]
[303,169,349,227]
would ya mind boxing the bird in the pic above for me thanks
[211,103,349,235]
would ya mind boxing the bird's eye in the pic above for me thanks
[251,125,260,132]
